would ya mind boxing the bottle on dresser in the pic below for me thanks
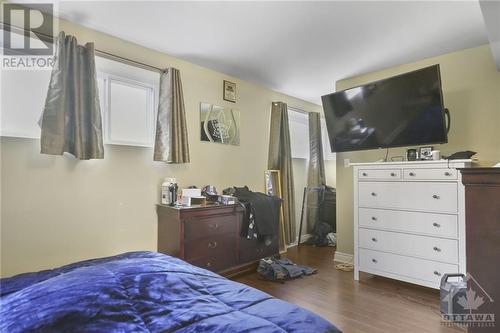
[161,178,177,205]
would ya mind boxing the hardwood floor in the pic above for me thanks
[233,245,465,333]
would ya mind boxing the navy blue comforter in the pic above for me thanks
[0,251,340,332]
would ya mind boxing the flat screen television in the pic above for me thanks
[321,65,448,152]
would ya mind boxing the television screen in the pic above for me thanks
[321,65,447,152]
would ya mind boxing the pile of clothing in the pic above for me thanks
[257,257,317,282]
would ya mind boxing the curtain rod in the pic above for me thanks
[288,106,310,115]
[1,22,164,73]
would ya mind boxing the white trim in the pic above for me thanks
[334,251,354,264]
[0,132,39,139]
[287,106,310,116]
[287,233,312,248]
[300,233,312,243]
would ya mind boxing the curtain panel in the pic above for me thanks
[40,31,104,160]
[306,112,326,231]
[154,68,190,163]
[268,102,296,245]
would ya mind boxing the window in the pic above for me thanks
[97,74,155,147]
[288,108,309,159]
[288,108,336,161]
[96,57,159,147]
[0,68,51,138]
[0,52,159,147]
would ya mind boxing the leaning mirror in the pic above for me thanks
[200,103,240,145]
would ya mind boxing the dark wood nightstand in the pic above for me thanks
[156,203,278,275]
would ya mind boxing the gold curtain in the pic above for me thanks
[268,102,296,245]
[154,68,190,163]
[40,32,104,160]
[306,112,326,231]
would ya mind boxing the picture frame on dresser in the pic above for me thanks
[419,146,433,160]
[351,159,472,289]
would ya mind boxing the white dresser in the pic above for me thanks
[352,160,472,289]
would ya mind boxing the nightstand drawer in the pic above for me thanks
[359,228,458,264]
[184,234,236,260]
[358,169,401,181]
[189,252,237,272]
[404,168,458,181]
[359,182,458,213]
[239,236,279,264]
[184,214,237,241]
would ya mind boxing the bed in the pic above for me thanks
[0,251,340,332]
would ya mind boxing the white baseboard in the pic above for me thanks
[334,251,353,264]
[299,233,312,243]
[287,233,312,248]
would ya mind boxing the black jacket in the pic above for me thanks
[229,186,281,238]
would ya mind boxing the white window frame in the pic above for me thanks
[97,72,157,147]
[288,107,310,159]
[288,107,336,161]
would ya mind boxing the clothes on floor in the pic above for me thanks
[306,221,335,247]
[257,257,317,282]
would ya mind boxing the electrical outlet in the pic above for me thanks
[344,159,350,167]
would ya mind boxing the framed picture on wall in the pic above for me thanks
[223,80,236,103]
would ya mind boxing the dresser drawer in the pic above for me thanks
[359,228,458,263]
[359,248,459,286]
[189,252,237,272]
[358,169,401,181]
[404,168,458,181]
[183,214,237,241]
[359,208,458,239]
[184,234,236,260]
[358,182,458,213]
[239,236,279,264]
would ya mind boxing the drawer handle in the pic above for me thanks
[371,216,377,221]
[434,271,441,276]
[409,172,416,176]
[206,262,212,268]
[372,259,377,263]
[432,222,441,228]
[371,237,377,242]
[390,172,396,177]
[433,246,441,252]
[208,241,218,249]
[432,194,440,199]
[371,192,377,197]
[208,223,219,230]
[444,171,452,176]
[362,172,368,176]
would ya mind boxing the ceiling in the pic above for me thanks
[55,1,488,105]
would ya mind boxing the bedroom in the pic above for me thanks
[1,1,499,332]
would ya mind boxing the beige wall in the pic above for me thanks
[0,18,332,277]
[334,44,500,256]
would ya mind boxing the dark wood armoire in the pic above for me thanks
[461,168,500,332]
